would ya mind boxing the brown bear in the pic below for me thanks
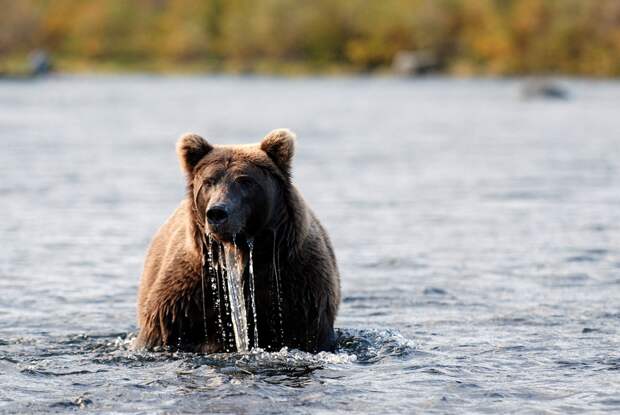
[136,129,341,353]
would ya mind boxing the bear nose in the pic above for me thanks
[206,205,229,225]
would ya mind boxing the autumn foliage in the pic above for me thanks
[1,0,619,75]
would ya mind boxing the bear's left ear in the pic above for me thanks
[260,128,296,177]
[176,133,213,174]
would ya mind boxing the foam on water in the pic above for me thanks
[124,328,402,367]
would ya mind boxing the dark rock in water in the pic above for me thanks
[392,50,442,76]
[521,79,569,100]
[29,50,53,77]
[423,287,447,296]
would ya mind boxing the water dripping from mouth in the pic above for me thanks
[200,227,208,342]
[217,242,234,352]
[206,235,223,343]
[202,233,261,353]
[223,235,249,352]
[247,239,259,349]
[272,234,285,344]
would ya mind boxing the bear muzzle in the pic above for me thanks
[205,203,247,242]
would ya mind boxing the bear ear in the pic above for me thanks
[260,128,296,176]
[176,133,213,174]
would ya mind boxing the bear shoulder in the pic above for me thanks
[137,200,200,335]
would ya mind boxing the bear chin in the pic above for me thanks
[207,230,246,244]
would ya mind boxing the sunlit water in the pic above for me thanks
[1,76,619,413]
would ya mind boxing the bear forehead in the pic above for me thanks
[196,145,277,177]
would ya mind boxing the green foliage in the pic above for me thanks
[1,0,619,75]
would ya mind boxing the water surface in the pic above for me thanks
[1,76,619,413]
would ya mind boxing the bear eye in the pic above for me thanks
[203,178,216,187]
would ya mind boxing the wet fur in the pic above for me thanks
[136,130,341,353]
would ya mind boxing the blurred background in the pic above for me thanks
[2,1,620,413]
[2,0,620,77]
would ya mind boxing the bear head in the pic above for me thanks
[176,129,296,247]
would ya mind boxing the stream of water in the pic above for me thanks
[221,241,250,353]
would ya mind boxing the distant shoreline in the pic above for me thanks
[1,71,618,82]
[2,56,619,80]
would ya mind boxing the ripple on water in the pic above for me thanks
[335,328,418,363]
[0,328,420,413]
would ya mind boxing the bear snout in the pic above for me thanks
[206,204,229,225]
[205,202,246,241]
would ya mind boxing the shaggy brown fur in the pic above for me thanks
[136,129,341,353]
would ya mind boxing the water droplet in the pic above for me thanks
[272,234,285,343]
[248,238,259,349]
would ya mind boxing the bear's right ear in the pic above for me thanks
[176,133,213,174]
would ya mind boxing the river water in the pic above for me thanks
[0,76,619,413]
